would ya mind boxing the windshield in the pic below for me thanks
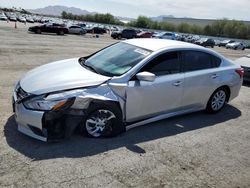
[83,42,152,77]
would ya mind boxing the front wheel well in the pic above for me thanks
[81,100,125,137]
[88,100,122,113]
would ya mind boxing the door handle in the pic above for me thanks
[211,74,219,79]
[173,81,182,86]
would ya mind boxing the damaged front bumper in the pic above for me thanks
[13,99,83,142]
[12,82,124,142]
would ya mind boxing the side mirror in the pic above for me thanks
[136,72,156,82]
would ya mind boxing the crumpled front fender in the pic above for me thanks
[71,84,123,111]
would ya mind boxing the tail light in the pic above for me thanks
[235,68,244,78]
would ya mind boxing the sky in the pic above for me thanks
[0,0,250,21]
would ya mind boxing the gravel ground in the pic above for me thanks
[0,21,250,188]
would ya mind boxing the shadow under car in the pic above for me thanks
[4,104,241,161]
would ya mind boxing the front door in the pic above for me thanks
[125,51,184,122]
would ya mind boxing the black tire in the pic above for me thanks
[242,47,245,50]
[58,30,64,35]
[206,87,229,114]
[36,29,41,34]
[82,102,125,138]
[118,35,122,40]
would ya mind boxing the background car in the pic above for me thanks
[28,23,69,35]
[111,28,137,39]
[68,25,87,35]
[235,54,250,82]
[17,16,26,23]
[195,38,215,48]
[153,32,178,40]
[77,23,86,28]
[26,16,34,23]
[226,42,245,50]
[218,39,235,47]
[136,31,154,38]
[9,15,17,22]
[0,13,8,21]
[86,27,106,34]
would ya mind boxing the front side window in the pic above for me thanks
[141,52,181,76]
[182,51,216,72]
[82,42,152,77]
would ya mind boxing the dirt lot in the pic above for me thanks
[0,21,250,188]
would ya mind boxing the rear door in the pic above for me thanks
[181,50,222,109]
[126,51,184,122]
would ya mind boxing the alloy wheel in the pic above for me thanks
[85,109,116,137]
[211,90,226,111]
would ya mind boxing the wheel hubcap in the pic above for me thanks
[211,90,226,111]
[86,110,116,137]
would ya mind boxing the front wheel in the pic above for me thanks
[206,87,228,113]
[82,103,125,138]
[36,29,41,34]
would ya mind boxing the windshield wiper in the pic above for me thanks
[79,58,99,74]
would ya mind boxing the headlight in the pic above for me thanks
[23,89,82,111]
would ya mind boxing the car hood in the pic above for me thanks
[20,58,111,95]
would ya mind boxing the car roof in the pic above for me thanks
[123,38,204,52]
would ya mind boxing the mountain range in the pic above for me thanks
[29,5,96,16]
[28,5,250,26]
[29,5,176,22]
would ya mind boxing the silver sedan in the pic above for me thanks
[12,39,243,141]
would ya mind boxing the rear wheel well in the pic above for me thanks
[218,85,231,102]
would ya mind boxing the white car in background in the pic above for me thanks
[26,17,34,23]
[226,42,246,50]
[17,16,26,23]
[68,25,87,35]
[153,32,178,40]
[0,13,7,21]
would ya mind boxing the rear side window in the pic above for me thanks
[182,51,221,72]
[212,56,222,67]
[141,52,181,76]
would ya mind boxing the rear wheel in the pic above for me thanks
[82,103,124,138]
[206,87,228,113]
